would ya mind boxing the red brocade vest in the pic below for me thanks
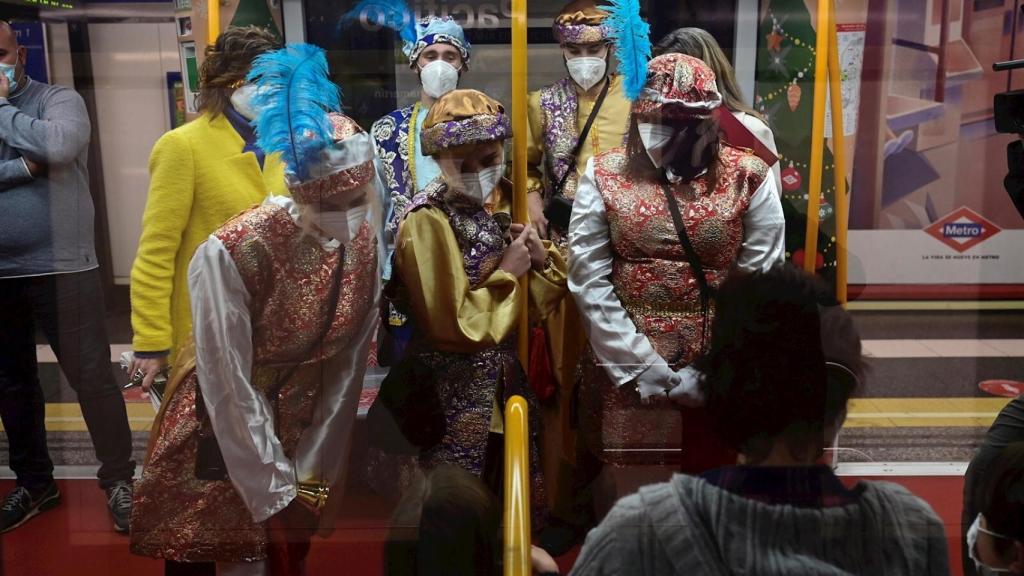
[593,145,768,366]
[214,203,378,451]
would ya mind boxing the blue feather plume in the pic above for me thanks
[339,0,417,46]
[606,0,651,101]
[247,43,341,183]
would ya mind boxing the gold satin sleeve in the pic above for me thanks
[528,240,568,322]
[526,90,546,197]
[397,206,523,353]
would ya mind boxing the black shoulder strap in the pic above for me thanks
[661,183,714,351]
[661,184,712,302]
[550,77,611,199]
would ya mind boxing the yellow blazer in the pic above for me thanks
[130,112,287,362]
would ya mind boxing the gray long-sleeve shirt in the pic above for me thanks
[0,77,96,277]
[571,473,950,575]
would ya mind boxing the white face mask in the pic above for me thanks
[420,60,460,99]
[316,205,369,246]
[967,514,1015,573]
[637,122,681,168]
[459,164,503,205]
[566,56,607,91]
[230,84,260,121]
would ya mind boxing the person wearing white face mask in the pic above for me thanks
[128,32,288,524]
[342,4,473,368]
[967,442,1024,575]
[371,89,567,523]
[523,2,633,544]
[348,8,472,246]
[131,45,384,575]
[552,54,786,554]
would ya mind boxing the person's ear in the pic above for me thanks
[17,45,26,67]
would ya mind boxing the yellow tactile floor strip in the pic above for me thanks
[0,397,1014,433]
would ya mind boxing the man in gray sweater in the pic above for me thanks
[0,20,134,534]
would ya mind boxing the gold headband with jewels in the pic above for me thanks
[420,113,512,156]
[421,89,513,156]
[554,0,610,44]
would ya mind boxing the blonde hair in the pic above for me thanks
[654,27,763,121]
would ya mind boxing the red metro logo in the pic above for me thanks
[924,207,1001,253]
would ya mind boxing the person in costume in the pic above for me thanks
[386,89,567,521]
[341,2,473,363]
[130,44,382,576]
[532,0,637,553]
[654,27,782,194]
[129,26,286,391]
[566,51,785,534]
[346,4,472,246]
[523,0,633,546]
[526,0,631,242]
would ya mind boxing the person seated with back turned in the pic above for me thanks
[570,264,949,576]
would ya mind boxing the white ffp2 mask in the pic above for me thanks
[566,57,607,92]
[460,164,504,205]
[637,122,680,168]
[967,514,1015,573]
[420,61,460,99]
[317,206,369,246]
[230,84,260,121]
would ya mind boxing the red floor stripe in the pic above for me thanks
[1,477,967,575]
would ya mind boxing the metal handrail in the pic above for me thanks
[503,395,530,576]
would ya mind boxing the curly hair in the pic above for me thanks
[695,265,864,462]
[196,26,280,118]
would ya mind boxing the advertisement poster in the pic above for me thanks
[757,0,1024,293]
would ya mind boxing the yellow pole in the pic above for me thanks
[503,396,531,576]
[511,0,529,363]
[826,2,849,304]
[803,0,831,273]
[207,0,221,45]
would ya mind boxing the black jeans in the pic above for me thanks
[0,269,135,491]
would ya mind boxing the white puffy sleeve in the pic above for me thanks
[736,176,786,273]
[293,276,380,493]
[188,236,297,523]
[568,158,666,387]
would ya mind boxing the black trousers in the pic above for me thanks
[0,269,135,490]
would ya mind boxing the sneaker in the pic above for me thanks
[0,482,60,533]
[105,480,132,533]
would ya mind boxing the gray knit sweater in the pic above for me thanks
[570,474,950,575]
[0,77,95,277]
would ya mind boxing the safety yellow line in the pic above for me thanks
[0,398,1012,433]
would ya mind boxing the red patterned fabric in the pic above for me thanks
[131,203,378,562]
[577,145,767,466]
[633,53,722,120]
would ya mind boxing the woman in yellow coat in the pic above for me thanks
[129,26,287,388]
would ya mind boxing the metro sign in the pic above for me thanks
[924,207,1001,253]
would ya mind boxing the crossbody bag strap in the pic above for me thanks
[660,183,714,351]
[550,77,611,199]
